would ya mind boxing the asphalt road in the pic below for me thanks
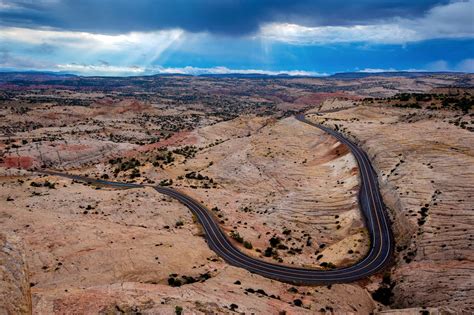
[38,114,393,284]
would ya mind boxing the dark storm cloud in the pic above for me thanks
[0,0,451,35]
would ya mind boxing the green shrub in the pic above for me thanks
[230,231,244,243]
[159,179,173,186]
[269,236,281,247]
[264,247,273,257]
[293,299,303,307]
[243,241,253,249]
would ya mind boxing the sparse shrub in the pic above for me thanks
[173,145,198,158]
[43,181,55,189]
[293,299,303,307]
[168,277,182,287]
[269,236,281,247]
[154,149,175,164]
[288,287,298,293]
[159,179,173,186]
[30,181,55,188]
[372,287,393,305]
[320,262,336,269]
[264,247,274,257]
[243,241,253,249]
[230,231,244,243]
[130,168,140,178]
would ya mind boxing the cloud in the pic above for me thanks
[358,68,400,73]
[0,0,450,36]
[98,60,110,66]
[0,1,18,10]
[402,0,474,39]
[56,63,146,76]
[259,23,419,44]
[259,0,474,44]
[154,66,326,76]
[55,64,326,76]
[0,48,53,69]
[426,59,474,72]
[0,1,472,75]
[0,27,184,67]
[426,60,450,71]
[357,67,426,73]
[456,58,474,72]
[0,1,470,46]
[0,27,183,51]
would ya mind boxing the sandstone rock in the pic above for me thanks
[0,233,32,315]
[307,103,474,313]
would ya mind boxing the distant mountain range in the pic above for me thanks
[328,71,467,79]
[0,70,469,81]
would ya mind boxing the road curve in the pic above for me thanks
[38,114,393,284]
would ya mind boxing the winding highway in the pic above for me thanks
[38,114,393,284]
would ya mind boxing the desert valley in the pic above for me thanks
[0,72,473,314]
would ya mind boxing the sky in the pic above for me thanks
[0,0,473,76]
